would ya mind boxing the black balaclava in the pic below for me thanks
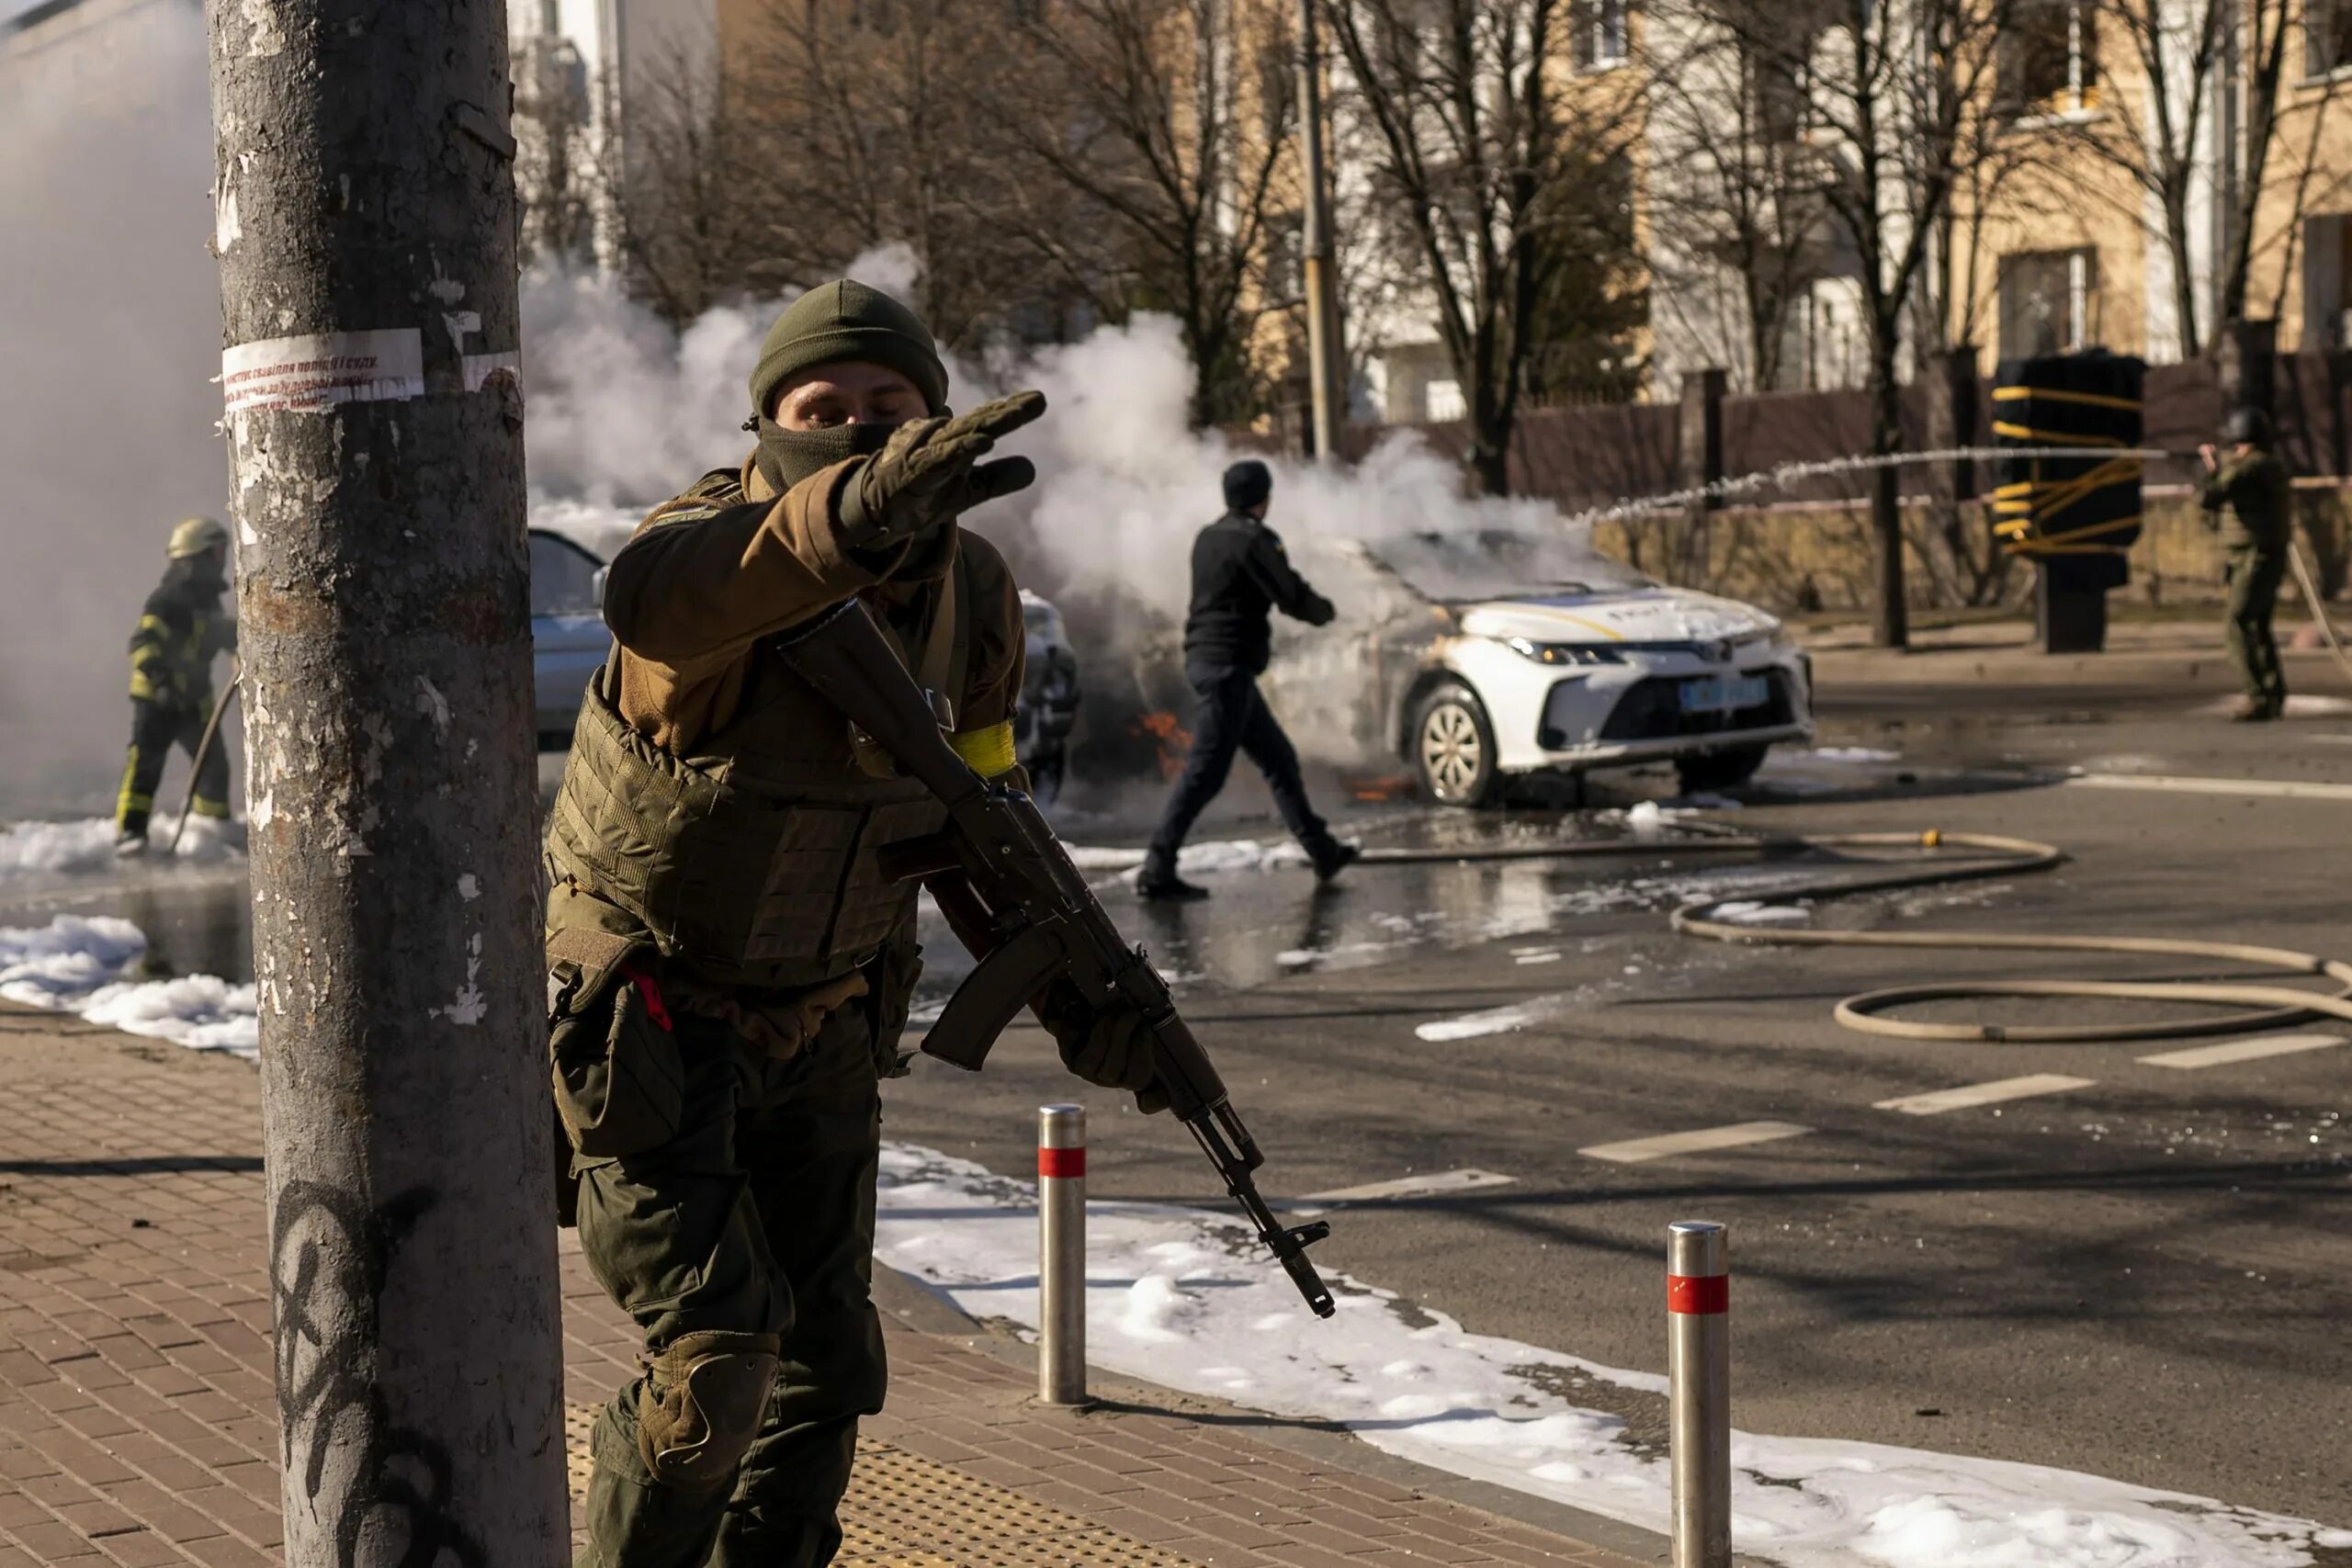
[747,280,951,492]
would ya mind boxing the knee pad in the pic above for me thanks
[636,1329,781,1492]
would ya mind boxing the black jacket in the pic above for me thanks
[1181,511,1334,674]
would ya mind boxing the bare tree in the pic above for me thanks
[1645,18,1832,391]
[1319,0,1647,493]
[737,1,1044,346]
[594,7,1047,344]
[989,0,1299,426]
[1702,0,2027,648]
[2052,0,2341,358]
[513,30,603,267]
[605,38,802,323]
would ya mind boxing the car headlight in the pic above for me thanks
[1504,637,1625,666]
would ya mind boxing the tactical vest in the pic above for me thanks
[546,551,973,991]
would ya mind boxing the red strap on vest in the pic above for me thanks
[624,966,673,1032]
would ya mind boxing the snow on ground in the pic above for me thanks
[1063,839,1311,877]
[1703,899,1814,927]
[0,913,256,1055]
[1413,992,1592,1042]
[0,814,241,878]
[873,1143,2352,1568]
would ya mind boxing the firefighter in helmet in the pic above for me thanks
[115,517,237,854]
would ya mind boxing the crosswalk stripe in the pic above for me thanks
[1578,1121,1811,1164]
[1873,1074,2095,1116]
[2066,773,2352,802]
[1286,1168,1516,1216]
[2138,1033,2349,1069]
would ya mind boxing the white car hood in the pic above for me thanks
[1454,587,1778,647]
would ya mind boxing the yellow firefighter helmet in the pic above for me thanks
[167,517,231,558]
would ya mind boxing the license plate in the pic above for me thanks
[1679,674,1769,713]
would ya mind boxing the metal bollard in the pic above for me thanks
[1668,1220,1731,1568]
[1037,1104,1088,1404]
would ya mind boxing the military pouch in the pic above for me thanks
[547,927,684,1159]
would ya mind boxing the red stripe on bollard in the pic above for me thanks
[1667,1272,1729,1315]
[1038,1146,1086,1179]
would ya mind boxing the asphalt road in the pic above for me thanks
[883,682,2352,1530]
[7,655,2344,1531]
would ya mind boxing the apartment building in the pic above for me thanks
[1644,0,2352,397]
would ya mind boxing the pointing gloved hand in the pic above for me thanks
[838,389,1047,550]
[1037,979,1169,1114]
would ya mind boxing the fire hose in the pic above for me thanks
[2289,542,2352,687]
[164,670,242,855]
[1354,829,2352,1043]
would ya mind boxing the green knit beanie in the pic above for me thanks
[748,280,950,419]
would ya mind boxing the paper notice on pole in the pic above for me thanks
[462,350,520,392]
[220,329,425,414]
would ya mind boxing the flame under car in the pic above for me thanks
[1265,530,1815,807]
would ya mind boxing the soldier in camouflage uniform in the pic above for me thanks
[2199,407,2292,721]
[544,281,1159,1568]
[115,517,237,854]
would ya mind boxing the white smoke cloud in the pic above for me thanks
[514,261,1594,766]
[0,0,1593,819]
[0,4,227,814]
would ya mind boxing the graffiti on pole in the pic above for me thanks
[271,1179,485,1568]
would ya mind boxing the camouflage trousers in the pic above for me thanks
[573,1000,888,1568]
[2224,546,2289,715]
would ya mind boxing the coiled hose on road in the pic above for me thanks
[1362,830,2352,1043]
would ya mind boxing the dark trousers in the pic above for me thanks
[2224,547,2289,713]
[116,697,231,837]
[575,1005,887,1568]
[1145,665,1333,877]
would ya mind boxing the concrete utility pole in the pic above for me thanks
[1297,0,1345,463]
[208,5,567,1564]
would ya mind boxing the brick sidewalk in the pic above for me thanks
[0,1010,1645,1568]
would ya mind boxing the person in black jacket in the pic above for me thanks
[1138,460,1359,900]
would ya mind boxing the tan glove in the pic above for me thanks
[1037,980,1168,1114]
[838,390,1046,550]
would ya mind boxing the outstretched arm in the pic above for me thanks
[599,465,910,683]
[1245,531,1335,626]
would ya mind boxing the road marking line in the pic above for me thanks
[1874,1074,2095,1116]
[2066,772,2352,802]
[1578,1122,1811,1164]
[2139,1033,2348,1069]
[1288,1168,1516,1216]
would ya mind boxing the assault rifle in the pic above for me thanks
[775,597,1336,1318]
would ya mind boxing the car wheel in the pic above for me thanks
[1675,745,1769,795]
[1412,682,1499,807]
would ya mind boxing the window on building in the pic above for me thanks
[1999,249,2098,360]
[1752,43,1815,144]
[2001,0,2097,116]
[1573,0,1630,71]
[2299,214,2352,348]
[1424,377,1467,423]
[2309,0,2352,74]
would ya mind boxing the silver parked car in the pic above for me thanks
[529,527,608,748]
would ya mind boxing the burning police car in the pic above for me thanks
[1268,530,1814,807]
